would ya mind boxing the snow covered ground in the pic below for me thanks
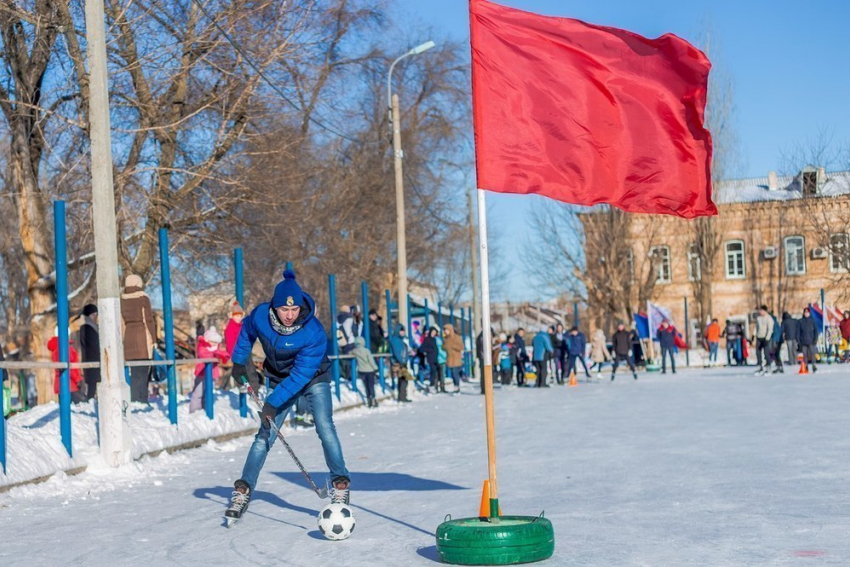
[3,364,850,566]
[0,382,372,489]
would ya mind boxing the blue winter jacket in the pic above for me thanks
[566,332,586,356]
[231,292,331,408]
[531,332,554,362]
[389,326,410,365]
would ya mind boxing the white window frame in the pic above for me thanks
[830,233,850,273]
[725,240,746,279]
[687,244,701,282]
[784,236,806,276]
[650,245,672,284]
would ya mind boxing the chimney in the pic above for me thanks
[768,170,778,191]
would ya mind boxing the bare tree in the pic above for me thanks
[687,32,740,330]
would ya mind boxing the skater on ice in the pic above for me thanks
[225,269,350,524]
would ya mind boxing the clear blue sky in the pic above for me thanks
[394,0,850,301]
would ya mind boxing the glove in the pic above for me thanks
[232,363,249,386]
[259,402,276,426]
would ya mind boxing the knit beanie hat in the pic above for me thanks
[204,326,223,345]
[82,303,98,316]
[272,269,303,309]
[231,301,244,316]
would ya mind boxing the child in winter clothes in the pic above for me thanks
[47,333,85,404]
[494,333,514,386]
[191,327,230,413]
[352,337,380,408]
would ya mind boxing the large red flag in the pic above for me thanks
[470,0,716,218]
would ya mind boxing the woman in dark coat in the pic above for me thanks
[79,304,101,400]
[121,274,156,402]
[419,327,441,393]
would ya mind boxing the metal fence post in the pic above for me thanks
[450,303,455,329]
[377,356,387,393]
[54,201,72,457]
[234,248,244,307]
[407,294,413,343]
[234,248,247,417]
[351,359,358,393]
[362,281,370,350]
[683,297,690,367]
[438,301,444,330]
[329,274,341,400]
[159,228,178,426]
[0,382,6,473]
[424,298,430,329]
[204,362,214,420]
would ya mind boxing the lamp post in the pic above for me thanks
[387,40,435,336]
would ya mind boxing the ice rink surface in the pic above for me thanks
[3,364,850,566]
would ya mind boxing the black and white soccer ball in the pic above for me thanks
[317,503,355,540]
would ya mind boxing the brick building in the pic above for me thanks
[581,167,850,343]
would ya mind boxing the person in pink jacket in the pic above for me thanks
[190,327,230,413]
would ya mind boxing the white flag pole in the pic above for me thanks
[478,188,499,517]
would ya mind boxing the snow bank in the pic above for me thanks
[1,381,376,490]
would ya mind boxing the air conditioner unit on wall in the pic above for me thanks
[812,247,829,259]
[763,246,778,259]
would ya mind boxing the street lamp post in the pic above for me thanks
[387,40,435,334]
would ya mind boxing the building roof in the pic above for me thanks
[715,169,850,205]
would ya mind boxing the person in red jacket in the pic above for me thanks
[222,302,245,390]
[47,334,85,404]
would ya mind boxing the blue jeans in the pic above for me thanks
[447,366,462,387]
[240,381,349,491]
[708,342,719,362]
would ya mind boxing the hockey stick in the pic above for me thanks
[239,376,329,499]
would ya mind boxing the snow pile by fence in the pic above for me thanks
[1,384,371,490]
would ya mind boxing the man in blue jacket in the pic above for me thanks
[226,269,350,522]
[564,327,591,382]
[532,329,554,387]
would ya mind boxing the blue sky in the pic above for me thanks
[392,0,850,300]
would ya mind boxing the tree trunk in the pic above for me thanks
[9,121,56,404]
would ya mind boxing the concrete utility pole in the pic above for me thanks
[387,40,435,336]
[85,0,132,466]
[468,188,482,373]
[391,93,409,334]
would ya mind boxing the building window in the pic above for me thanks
[687,244,701,282]
[802,171,817,196]
[830,233,850,273]
[725,240,745,279]
[650,245,671,284]
[784,236,806,275]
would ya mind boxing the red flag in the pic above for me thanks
[470,0,716,218]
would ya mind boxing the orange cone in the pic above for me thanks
[799,358,808,375]
[478,480,502,517]
[568,371,578,387]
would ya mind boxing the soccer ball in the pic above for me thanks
[317,503,355,540]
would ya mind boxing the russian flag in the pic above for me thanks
[633,312,649,340]
[808,303,825,330]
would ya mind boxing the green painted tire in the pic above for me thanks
[436,515,555,565]
[645,363,662,372]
